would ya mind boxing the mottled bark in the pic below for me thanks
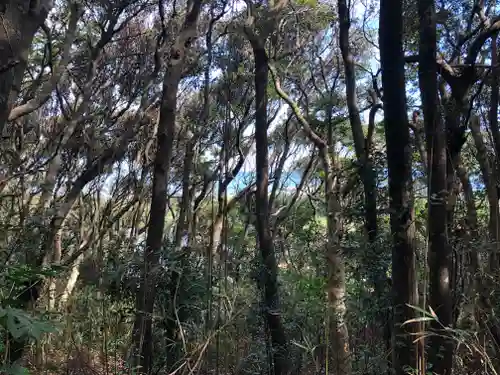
[269,63,350,375]
[379,0,418,374]
[322,151,351,375]
[418,0,453,373]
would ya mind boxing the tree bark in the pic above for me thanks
[337,0,378,245]
[0,0,53,136]
[269,62,351,375]
[174,138,195,246]
[252,45,289,375]
[379,0,419,374]
[7,2,80,122]
[418,0,453,373]
[490,34,500,161]
[322,150,351,375]
[469,116,500,269]
[131,2,203,373]
[489,36,500,268]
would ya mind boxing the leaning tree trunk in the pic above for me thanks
[379,0,419,373]
[131,2,203,373]
[252,44,289,375]
[418,0,453,373]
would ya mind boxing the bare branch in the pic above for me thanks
[269,62,326,149]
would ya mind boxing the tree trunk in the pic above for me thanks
[175,138,195,246]
[489,37,500,267]
[456,159,479,331]
[379,0,418,373]
[131,74,176,374]
[252,45,289,375]
[269,59,351,375]
[0,0,53,135]
[59,253,85,308]
[418,0,453,373]
[322,149,351,375]
[490,34,500,162]
[469,116,500,269]
[131,2,203,373]
[337,0,378,245]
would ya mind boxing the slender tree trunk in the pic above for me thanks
[379,1,418,374]
[337,7,380,352]
[469,116,500,269]
[490,34,500,161]
[418,0,453,373]
[209,186,254,256]
[337,0,378,245]
[39,132,134,265]
[59,253,85,308]
[269,60,351,375]
[131,2,203,373]
[253,45,289,375]
[322,149,351,375]
[175,139,195,246]
[456,158,479,327]
[489,37,500,268]
[131,74,176,374]
[47,226,63,310]
[165,136,197,370]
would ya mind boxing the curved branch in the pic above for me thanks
[269,63,326,149]
[8,3,81,121]
[466,16,500,65]
[269,114,294,208]
[273,151,317,230]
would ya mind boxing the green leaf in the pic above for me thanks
[2,307,54,341]
[4,364,30,375]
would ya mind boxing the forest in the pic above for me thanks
[0,0,499,374]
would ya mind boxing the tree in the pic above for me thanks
[418,0,453,372]
[242,1,291,373]
[131,1,204,373]
[0,0,54,135]
[338,0,378,246]
[379,0,418,373]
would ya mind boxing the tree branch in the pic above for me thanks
[8,2,81,121]
[269,62,326,149]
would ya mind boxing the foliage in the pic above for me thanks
[0,0,499,374]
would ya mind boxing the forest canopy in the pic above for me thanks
[0,0,499,375]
